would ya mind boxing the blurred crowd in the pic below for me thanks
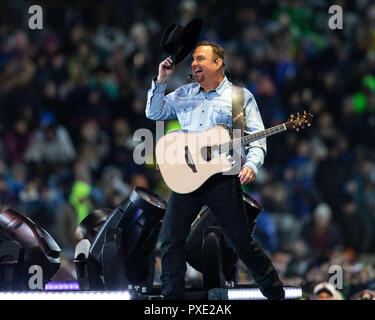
[1,0,375,299]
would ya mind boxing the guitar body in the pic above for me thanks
[155,124,233,194]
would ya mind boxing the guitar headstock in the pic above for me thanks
[285,111,313,132]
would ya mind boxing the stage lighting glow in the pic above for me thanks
[0,291,131,300]
[44,282,80,290]
[284,287,303,299]
[227,289,265,300]
[227,287,302,300]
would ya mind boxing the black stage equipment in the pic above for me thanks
[74,187,166,293]
[0,208,61,290]
[74,208,112,244]
[186,192,263,290]
[73,208,112,291]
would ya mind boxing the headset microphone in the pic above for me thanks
[187,74,195,82]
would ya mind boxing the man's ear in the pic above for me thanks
[215,58,224,70]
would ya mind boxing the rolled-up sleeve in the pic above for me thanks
[242,89,267,176]
[145,79,177,120]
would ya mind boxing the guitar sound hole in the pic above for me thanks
[201,145,220,162]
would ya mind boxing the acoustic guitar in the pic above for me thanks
[155,111,313,194]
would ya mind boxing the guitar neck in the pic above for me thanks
[242,123,287,145]
[221,123,287,152]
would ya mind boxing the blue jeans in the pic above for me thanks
[160,174,285,299]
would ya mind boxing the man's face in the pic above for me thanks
[191,46,220,83]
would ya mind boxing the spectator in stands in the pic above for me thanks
[3,118,34,163]
[313,281,343,300]
[301,203,343,255]
[25,112,76,164]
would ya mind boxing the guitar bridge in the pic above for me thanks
[184,146,197,173]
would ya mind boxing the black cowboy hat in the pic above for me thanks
[160,18,203,65]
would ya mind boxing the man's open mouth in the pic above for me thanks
[194,69,203,76]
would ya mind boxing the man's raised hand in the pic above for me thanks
[157,56,175,83]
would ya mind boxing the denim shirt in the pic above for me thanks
[145,76,267,176]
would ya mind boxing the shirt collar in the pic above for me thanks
[194,76,230,96]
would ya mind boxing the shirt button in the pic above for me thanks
[200,124,202,126]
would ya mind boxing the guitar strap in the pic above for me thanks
[231,85,245,170]
[231,85,244,137]
[231,85,262,224]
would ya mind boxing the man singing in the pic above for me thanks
[145,41,285,300]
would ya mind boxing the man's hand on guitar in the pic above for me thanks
[238,166,256,185]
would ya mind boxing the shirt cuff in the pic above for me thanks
[243,161,258,176]
[152,77,168,91]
